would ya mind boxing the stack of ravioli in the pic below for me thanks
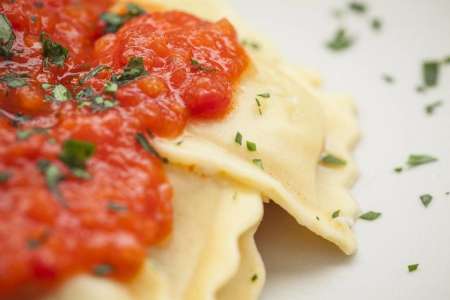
[45,0,360,299]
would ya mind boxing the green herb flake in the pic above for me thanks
[16,127,48,141]
[408,264,419,272]
[242,39,261,50]
[112,57,147,86]
[107,201,128,213]
[422,61,440,87]
[371,18,382,31]
[0,171,11,183]
[394,166,403,173]
[407,154,437,168]
[382,74,394,84]
[235,131,243,145]
[93,264,114,277]
[444,56,450,64]
[0,13,15,58]
[251,274,258,282]
[79,65,110,85]
[326,28,354,52]
[0,73,28,88]
[360,211,381,221]
[255,98,262,115]
[40,32,69,67]
[37,159,65,204]
[51,84,71,102]
[101,3,145,34]
[252,159,264,170]
[425,101,442,115]
[191,59,215,72]
[104,81,118,93]
[59,139,96,172]
[348,2,367,14]
[135,132,168,163]
[257,93,271,98]
[332,210,341,219]
[246,141,257,152]
[320,154,347,167]
[419,194,432,208]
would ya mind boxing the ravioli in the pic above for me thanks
[39,0,359,299]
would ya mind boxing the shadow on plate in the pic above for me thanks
[255,202,353,279]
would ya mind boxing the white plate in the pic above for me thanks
[228,0,450,299]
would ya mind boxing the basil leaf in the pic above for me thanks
[320,154,347,167]
[107,202,128,213]
[0,13,15,58]
[0,73,28,88]
[407,154,437,167]
[360,211,381,221]
[332,210,341,219]
[252,159,264,170]
[246,141,257,152]
[422,61,440,87]
[37,159,65,205]
[16,127,48,140]
[419,194,432,208]
[112,57,147,86]
[52,84,71,102]
[79,65,109,85]
[251,274,258,282]
[371,18,382,31]
[382,74,394,84]
[104,81,118,93]
[424,101,442,115]
[59,139,96,171]
[408,264,419,272]
[40,32,68,67]
[326,28,354,51]
[101,3,145,34]
[135,132,168,163]
[349,2,367,14]
[234,131,243,145]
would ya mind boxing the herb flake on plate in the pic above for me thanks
[326,28,354,52]
[419,194,432,208]
[408,264,419,272]
[360,211,381,221]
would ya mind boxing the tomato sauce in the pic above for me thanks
[0,0,248,298]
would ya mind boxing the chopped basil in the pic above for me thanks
[348,2,367,14]
[394,166,403,173]
[360,211,381,221]
[425,101,442,115]
[246,141,257,152]
[326,28,354,51]
[316,216,320,221]
[255,98,262,115]
[257,93,271,98]
[0,14,15,58]
[371,18,382,31]
[104,81,118,93]
[241,39,261,50]
[332,210,341,219]
[252,159,264,170]
[406,154,437,168]
[93,264,114,276]
[422,61,440,87]
[112,57,147,86]
[79,65,110,85]
[191,59,215,72]
[176,140,183,146]
[37,159,65,204]
[16,127,48,140]
[408,264,419,272]
[0,73,28,88]
[235,131,243,145]
[40,32,68,67]
[107,201,128,213]
[51,84,71,102]
[382,74,394,84]
[59,139,95,174]
[251,274,258,282]
[320,154,347,167]
[135,132,168,163]
[0,171,11,183]
[101,3,145,34]
[76,87,95,103]
[419,194,432,208]
[75,87,117,111]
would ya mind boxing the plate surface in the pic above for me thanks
[228,0,450,299]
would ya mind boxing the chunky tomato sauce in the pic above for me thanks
[0,0,248,298]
